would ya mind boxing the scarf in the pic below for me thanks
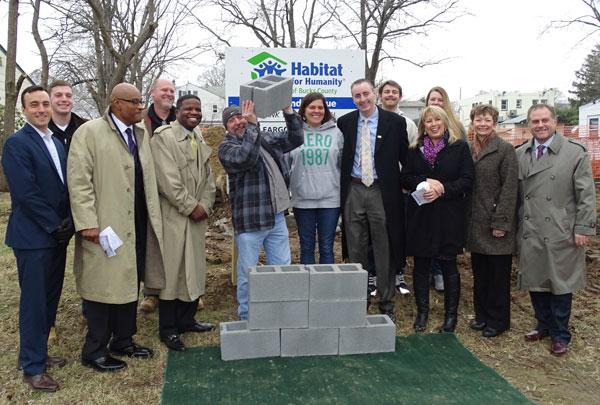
[471,130,497,160]
[423,132,447,166]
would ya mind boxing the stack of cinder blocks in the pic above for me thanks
[220,264,396,361]
[239,74,294,118]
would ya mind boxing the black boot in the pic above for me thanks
[413,267,430,332]
[439,272,460,333]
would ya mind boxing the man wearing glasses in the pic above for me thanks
[68,83,166,372]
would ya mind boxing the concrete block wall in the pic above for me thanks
[239,75,293,118]
[220,264,395,361]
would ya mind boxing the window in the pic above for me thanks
[488,100,492,105]
[590,117,599,137]
[178,90,185,98]
[212,104,218,113]
[501,99,508,111]
[532,99,538,105]
[541,99,547,104]
[193,91,198,96]
[516,99,522,109]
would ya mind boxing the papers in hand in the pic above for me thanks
[99,226,123,257]
[411,181,431,206]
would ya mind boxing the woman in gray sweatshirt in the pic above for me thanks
[289,93,344,264]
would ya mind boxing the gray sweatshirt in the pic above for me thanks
[288,119,344,209]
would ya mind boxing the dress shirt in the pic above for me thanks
[533,134,554,159]
[111,113,136,149]
[30,123,64,183]
[351,108,379,179]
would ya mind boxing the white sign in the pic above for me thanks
[225,47,365,132]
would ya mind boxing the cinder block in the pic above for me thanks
[309,300,366,328]
[219,321,280,361]
[281,327,339,357]
[248,300,309,330]
[249,265,309,303]
[308,264,367,301]
[339,315,396,355]
[239,75,293,118]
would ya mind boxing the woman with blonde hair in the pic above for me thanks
[401,106,474,333]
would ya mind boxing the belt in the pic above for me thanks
[351,176,379,185]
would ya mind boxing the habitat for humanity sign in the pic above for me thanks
[225,47,365,131]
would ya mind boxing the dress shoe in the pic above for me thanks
[469,320,486,331]
[23,372,59,392]
[139,295,158,313]
[82,355,127,372]
[524,329,549,342]
[550,340,569,356]
[110,343,154,359]
[180,321,215,333]
[17,356,67,371]
[161,334,186,352]
[482,327,506,338]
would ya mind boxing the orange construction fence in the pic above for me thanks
[475,125,600,179]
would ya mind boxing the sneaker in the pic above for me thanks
[395,274,410,295]
[139,295,158,313]
[433,274,444,292]
[368,275,377,297]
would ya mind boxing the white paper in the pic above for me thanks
[411,181,432,206]
[99,226,123,257]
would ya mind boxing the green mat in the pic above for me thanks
[162,333,531,404]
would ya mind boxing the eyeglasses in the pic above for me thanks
[117,97,145,105]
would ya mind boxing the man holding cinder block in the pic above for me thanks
[219,100,303,320]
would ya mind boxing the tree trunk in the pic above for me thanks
[1,0,20,191]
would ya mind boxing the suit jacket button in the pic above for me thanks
[546,196,551,201]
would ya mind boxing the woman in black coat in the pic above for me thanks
[400,106,474,333]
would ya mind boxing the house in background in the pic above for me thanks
[579,101,600,138]
[0,43,36,107]
[398,100,425,123]
[175,82,225,126]
[459,89,558,125]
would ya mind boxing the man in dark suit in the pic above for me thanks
[338,78,408,321]
[2,85,74,392]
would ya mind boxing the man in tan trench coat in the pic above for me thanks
[150,94,216,351]
[68,83,165,371]
[516,104,596,356]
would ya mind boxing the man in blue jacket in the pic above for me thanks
[2,85,74,392]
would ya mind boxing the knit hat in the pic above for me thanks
[222,105,241,127]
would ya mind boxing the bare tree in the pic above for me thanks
[200,64,225,87]
[192,0,337,48]
[546,0,600,41]
[327,0,462,82]
[31,0,50,88]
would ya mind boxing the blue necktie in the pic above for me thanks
[125,127,138,157]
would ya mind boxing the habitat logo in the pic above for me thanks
[247,52,287,79]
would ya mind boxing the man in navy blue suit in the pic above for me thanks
[2,85,74,392]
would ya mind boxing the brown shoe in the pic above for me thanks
[524,329,549,342]
[139,296,158,313]
[23,372,59,392]
[550,340,569,356]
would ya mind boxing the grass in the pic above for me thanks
[0,190,599,404]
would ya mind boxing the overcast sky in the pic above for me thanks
[0,0,596,102]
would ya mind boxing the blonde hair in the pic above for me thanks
[425,86,466,139]
[413,106,459,148]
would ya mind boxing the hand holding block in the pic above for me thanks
[239,75,293,118]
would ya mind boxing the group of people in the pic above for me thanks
[4,79,216,392]
[219,78,596,363]
[4,75,596,394]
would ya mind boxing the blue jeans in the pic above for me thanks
[294,207,340,264]
[530,291,573,344]
[235,212,291,320]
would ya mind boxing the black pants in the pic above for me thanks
[159,299,198,338]
[82,300,137,361]
[530,291,572,344]
[414,257,458,279]
[471,253,512,330]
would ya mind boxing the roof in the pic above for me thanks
[399,100,425,108]
[502,114,528,124]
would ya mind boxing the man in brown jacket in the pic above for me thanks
[150,94,216,351]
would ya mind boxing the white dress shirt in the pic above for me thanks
[30,123,64,183]
[111,113,136,148]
